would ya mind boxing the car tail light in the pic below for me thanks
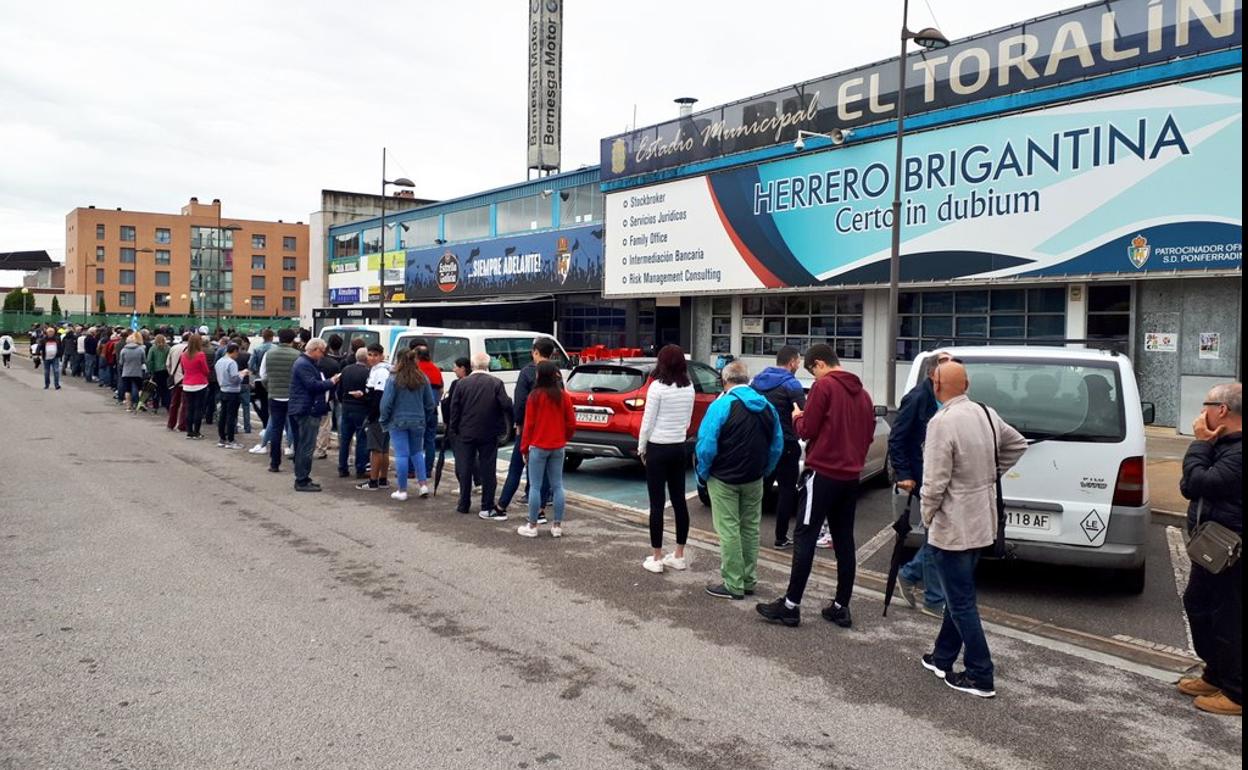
[1112,456,1145,508]
[623,397,646,410]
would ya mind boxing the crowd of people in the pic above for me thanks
[10,321,1241,711]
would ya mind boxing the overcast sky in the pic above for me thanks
[0,0,1073,277]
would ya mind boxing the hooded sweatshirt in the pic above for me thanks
[794,369,876,481]
[695,385,783,485]
[118,342,147,378]
[751,366,806,443]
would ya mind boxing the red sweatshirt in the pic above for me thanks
[181,352,211,388]
[521,388,576,455]
[419,360,444,390]
[794,369,875,481]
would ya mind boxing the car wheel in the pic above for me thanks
[1116,563,1146,595]
[564,453,584,472]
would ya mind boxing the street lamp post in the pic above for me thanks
[884,0,948,408]
[84,262,96,320]
[214,208,243,332]
[378,147,415,324]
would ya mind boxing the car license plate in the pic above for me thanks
[576,409,609,425]
[1006,510,1053,531]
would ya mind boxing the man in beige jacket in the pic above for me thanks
[919,361,1027,699]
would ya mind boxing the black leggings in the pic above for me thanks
[186,389,208,436]
[645,442,689,549]
[785,473,860,607]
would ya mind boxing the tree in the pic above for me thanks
[3,288,34,313]
[188,298,195,317]
[51,296,61,315]
[98,296,107,314]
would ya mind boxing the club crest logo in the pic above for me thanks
[611,138,627,175]
[1128,234,1150,269]
[555,237,571,285]
[436,251,460,293]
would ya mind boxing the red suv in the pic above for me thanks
[563,358,723,470]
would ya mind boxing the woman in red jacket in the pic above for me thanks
[517,361,576,539]
[181,334,212,440]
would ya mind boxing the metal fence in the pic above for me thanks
[1,311,299,336]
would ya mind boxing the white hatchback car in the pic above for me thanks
[900,346,1155,593]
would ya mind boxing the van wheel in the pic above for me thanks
[564,454,584,472]
[1117,563,1146,595]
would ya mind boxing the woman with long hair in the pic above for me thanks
[181,334,211,439]
[117,332,147,413]
[517,361,576,538]
[379,349,437,501]
[638,344,696,573]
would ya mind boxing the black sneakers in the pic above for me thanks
[295,482,322,493]
[705,583,744,600]
[479,509,508,521]
[356,480,378,491]
[821,602,853,628]
[944,671,996,698]
[755,597,800,627]
[921,654,951,680]
[774,538,794,549]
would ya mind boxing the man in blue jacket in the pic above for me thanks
[289,338,341,492]
[889,350,953,614]
[751,346,807,549]
[697,360,783,601]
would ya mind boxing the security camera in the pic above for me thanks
[539,189,554,199]
[793,136,806,151]
[830,127,854,145]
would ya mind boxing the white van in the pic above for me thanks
[901,346,1155,593]
[317,324,420,356]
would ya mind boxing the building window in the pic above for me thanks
[155,249,170,265]
[361,227,382,254]
[558,299,654,352]
[95,290,105,307]
[559,183,605,225]
[119,270,136,285]
[120,247,136,263]
[1087,284,1132,346]
[251,255,266,270]
[95,224,105,240]
[95,268,105,283]
[282,277,296,292]
[443,205,490,242]
[282,256,296,271]
[283,236,296,251]
[282,296,296,312]
[155,271,170,287]
[154,292,171,307]
[120,226,135,242]
[119,291,135,308]
[251,234,266,250]
[897,286,1067,360]
[333,232,360,258]
[398,217,439,248]
[250,296,265,311]
[710,297,733,354]
[741,292,865,359]
[251,275,265,290]
[95,246,105,260]
[155,228,171,244]
[497,194,554,234]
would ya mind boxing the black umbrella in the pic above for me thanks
[882,490,916,617]
[433,432,451,495]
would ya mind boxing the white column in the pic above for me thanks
[1066,283,1087,348]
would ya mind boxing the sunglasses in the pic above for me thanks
[1202,401,1226,408]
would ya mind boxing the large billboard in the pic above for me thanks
[604,73,1242,296]
[527,0,562,171]
[601,0,1242,181]
[404,224,603,300]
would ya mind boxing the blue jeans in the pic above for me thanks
[498,433,551,511]
[338,407,369,475]
[527,447,566,524]
[99,362,111,387]
[292,414,321,487]
[390,428,426,492]
[930,547,993,687]
[268,399,290,470]
[900,543,945,608]
[44,359,61,388]
[239,388,252,433]
[423,424,437,477]
[84,353,97,381]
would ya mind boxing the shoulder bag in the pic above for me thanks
[1186,500,1242,574]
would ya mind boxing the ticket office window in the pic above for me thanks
[740,292,864,360]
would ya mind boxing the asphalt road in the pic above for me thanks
[1,362,1241,769]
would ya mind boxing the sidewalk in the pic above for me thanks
[1146,425,1193,517]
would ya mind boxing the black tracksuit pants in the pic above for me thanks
[763,440,801,543]
[785,472,860,607]
[644,442,689,549]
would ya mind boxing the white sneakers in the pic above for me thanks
[517,523,538,538]
[390,490,408,501]
[550,525,562,538]
[284,447,295,458]
[644,553,688,573]
[248,443,268,454]
[418,483,430,498]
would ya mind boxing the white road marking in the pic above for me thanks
[1165,525,1196,655]
[856,522,898,563]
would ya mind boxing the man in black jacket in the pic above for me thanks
[451,352,513,517]
[751,346,807,549]
[336,347,372,479]
[1177,382,1242,717]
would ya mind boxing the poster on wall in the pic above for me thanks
[1199,332,1221,359]
[1144,332,1177,352]
[329,257,360,274]
[604,74,1243,296]
[403,224,603,300]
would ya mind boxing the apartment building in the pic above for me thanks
[65,197,309,317]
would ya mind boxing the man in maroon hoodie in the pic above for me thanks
[756,343,875,629]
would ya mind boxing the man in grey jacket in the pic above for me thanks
[919,361,1026,699]
[450,352,513,517]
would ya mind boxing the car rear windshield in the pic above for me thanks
[566,366,646,394]
[961,359,1126,443]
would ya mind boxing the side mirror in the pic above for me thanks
[874,405,888,419]
[1140,401,1156,425]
